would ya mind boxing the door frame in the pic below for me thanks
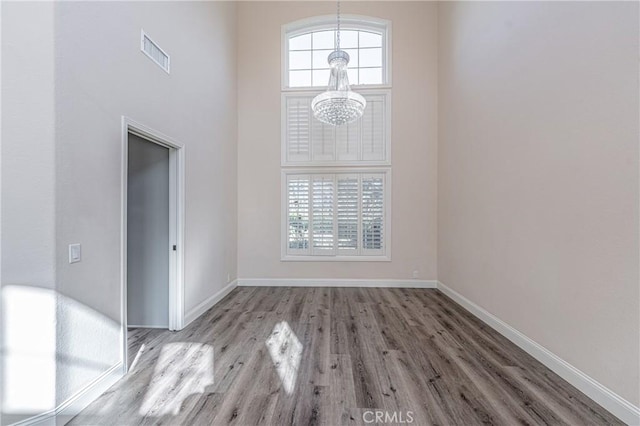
[120,116,185,372]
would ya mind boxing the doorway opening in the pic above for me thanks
[121,117,185,373]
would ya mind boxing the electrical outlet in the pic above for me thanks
[412,270,419,279]
[227,273,231,283]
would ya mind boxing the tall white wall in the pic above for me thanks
[237,1,438,281]
[437,1,640,407]
[53,0,238,405]
[2,1,237,419]
[1,2,57,424]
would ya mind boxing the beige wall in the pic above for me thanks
[438,1,639,406]
[237,1,438,280]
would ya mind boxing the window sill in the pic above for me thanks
[281,255,391,262]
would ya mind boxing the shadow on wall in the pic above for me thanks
[0,284,120,424]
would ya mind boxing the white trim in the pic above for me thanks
[126,325,167,329]
[437,281,640,426]
[281,255,391,262]
[281,14,392,89]
[281,84,392,93]
[237,279,436,288]
[10,362,123,426]
[281,89,392,167]
[121,117,186,375]
[184,280,238,327]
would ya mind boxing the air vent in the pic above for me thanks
[141,30,170,73]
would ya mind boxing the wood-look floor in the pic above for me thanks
[71,287,621,425]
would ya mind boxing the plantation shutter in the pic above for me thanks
[335,121,360,163]
[311,116,335,162]
[337,175,359,254]
[311,175,335,255]
[361,174,385,255]
[284,97,311,163]
[286,175,310,255]
[283,91,390,165]
[361,95,387,162]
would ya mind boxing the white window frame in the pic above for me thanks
[282,15,392,90]
[281,88,392,167]
[281,168,391,262]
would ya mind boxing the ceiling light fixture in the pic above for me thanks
[311,0,366,126]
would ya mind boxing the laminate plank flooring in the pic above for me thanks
[127,328,165,370]
[70,287,622,426]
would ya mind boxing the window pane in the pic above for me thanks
[290,33,311,50]
[289,70,312,87]
[289,51,311,70]
[359,67,382,85]
[340,31,358,48]
[347,68,358,86]
[312,30,336,49]
[359,48,382,68]
[312,69,330,87]
[312,49,333,69]
[343,49,358,68]
[359,31,382,48]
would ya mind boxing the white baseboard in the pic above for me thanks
[10,362,123,426]
[127,324,167,329]
[437,281,640,426]
[55,362,123,425]
[237,278,437,288]
[184,279,238,327]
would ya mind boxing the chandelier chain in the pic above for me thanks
[336,0,341,50]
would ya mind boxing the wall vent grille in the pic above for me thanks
[141,30,170,73]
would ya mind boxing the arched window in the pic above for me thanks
[283,15,391,88]
[280,15,392,261]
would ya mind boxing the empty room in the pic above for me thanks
[1,1,638,425]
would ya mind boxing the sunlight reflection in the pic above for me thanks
[1,284,122,422]
[265,321,302,395]
[1,285,56,414]
[139,342,214,416]
[129,343,146,372]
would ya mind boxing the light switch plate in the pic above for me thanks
[69,243,81,264]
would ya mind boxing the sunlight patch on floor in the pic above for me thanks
[265,321,303,395]
[139,342,214,416]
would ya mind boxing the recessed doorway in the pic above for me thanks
[121,117,185,372]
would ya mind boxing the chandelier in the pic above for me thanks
[311,1,366,126]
